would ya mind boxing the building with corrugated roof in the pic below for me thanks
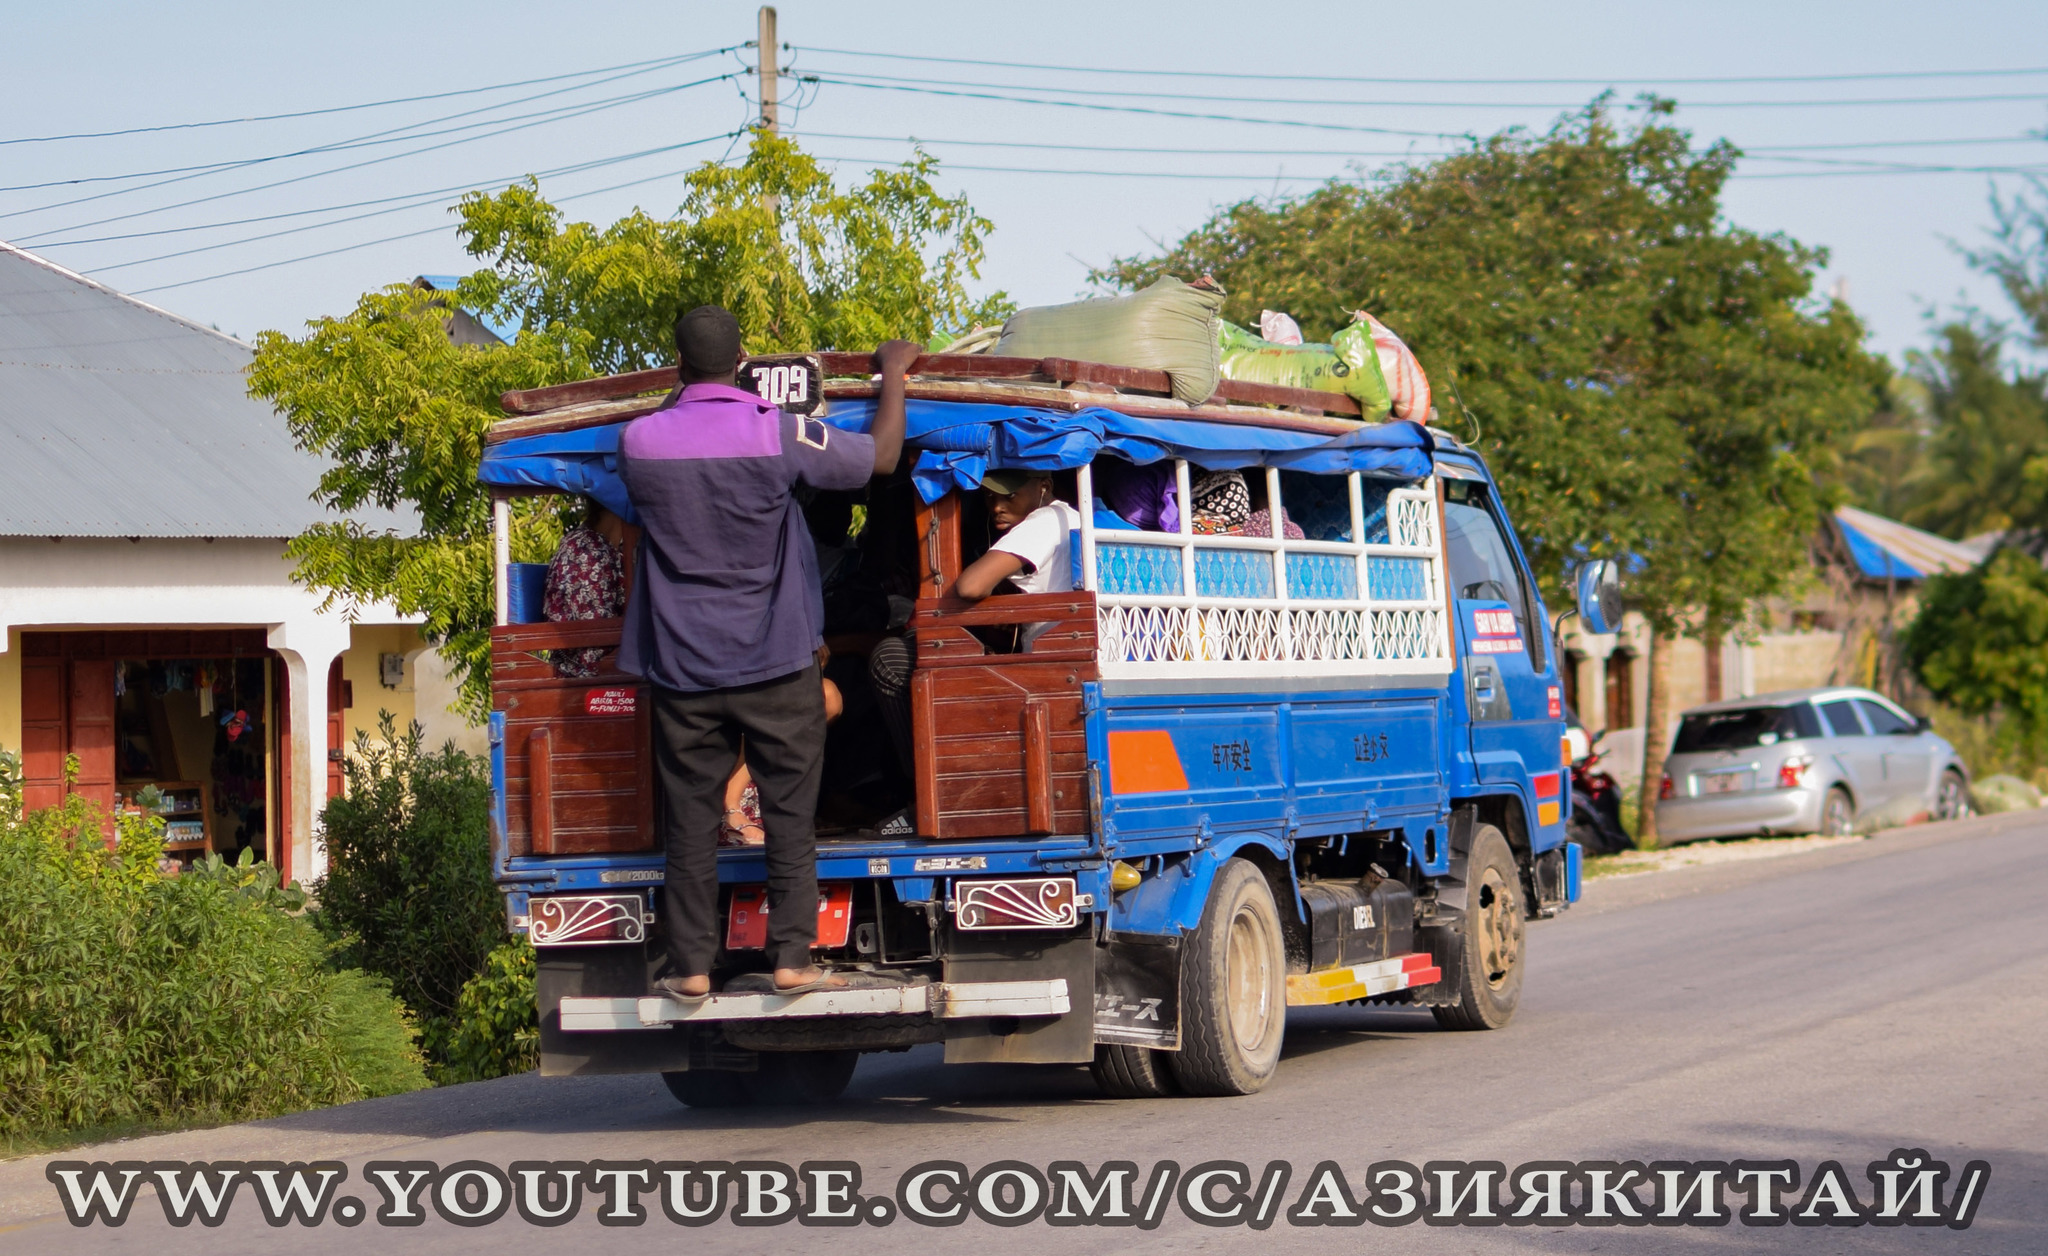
[0,242,476,882]
[1559,505,1984,785]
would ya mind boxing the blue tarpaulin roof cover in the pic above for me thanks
[479,397,1438,523]
[1831,505,1982,583]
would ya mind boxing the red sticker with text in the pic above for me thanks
[1469,607,1524,654]
[1547,686,1562,719]
[585,687,637,716]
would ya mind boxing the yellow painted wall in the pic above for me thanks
[0,629,20,758]
[339,624,426,748]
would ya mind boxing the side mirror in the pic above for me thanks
[1575,559,1624,636]
[1914,715,1934,734]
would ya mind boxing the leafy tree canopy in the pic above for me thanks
[1905,546,2048,756]
[1098,101,1883,635]
[250,135,1008,717]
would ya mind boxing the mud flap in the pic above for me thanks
[943,934,1096,1064]
[1092,931,1182,1050]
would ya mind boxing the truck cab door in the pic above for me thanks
[1442,478,1563,828]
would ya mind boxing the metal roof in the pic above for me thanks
[0,242,409,538]
[1831,506,1979,582]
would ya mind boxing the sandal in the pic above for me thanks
[652,975,712,1004]
[718,807,766,848]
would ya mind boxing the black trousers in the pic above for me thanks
[651,664,825,975]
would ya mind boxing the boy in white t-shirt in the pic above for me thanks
[953,469,1081,651]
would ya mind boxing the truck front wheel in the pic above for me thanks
[1169,859,1286,1096]
[1430,824,1525,1031]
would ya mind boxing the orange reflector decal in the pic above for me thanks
[1106,729,1190,795]
[1537,801,1562,827]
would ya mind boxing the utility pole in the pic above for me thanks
[757,6,779,134]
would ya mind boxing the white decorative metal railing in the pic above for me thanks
[1077,462,1452,680]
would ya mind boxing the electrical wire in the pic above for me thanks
[86,132,747,274]
[787,129,2048,158]
[803,67,2048,111]
[8,73,740,242]
[0,48,736,146]
[4,71,739,235]
[797,46,2048,88]
[793,78,1469,139]
[125,134,748,295]
[2,59,727,196]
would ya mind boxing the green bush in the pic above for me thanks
[437,938,539,1084]
[0,786,425,1141]
[315,714,511,1071]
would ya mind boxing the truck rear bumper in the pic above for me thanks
[559,979,1071,1031]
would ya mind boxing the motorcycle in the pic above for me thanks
[1564,719,1633,855]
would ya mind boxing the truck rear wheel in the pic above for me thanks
[1091,1044,1180,1098]
[1169,859,1286,1096]
[754,1049,858,1104]
[662,1069,755,1109]
[661,1050,858,1108]
[1430,824,1525,1031]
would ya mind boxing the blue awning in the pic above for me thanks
[1836,515,1923,580]
[478,398,1437,520]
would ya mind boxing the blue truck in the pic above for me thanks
[477,350,1617,1105]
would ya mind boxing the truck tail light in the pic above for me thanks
[1658,773,1675,800]
[1777,755,1814,789]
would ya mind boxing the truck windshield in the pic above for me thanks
[1673,705,1820,753]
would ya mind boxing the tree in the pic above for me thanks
[1904,546,2048,764]
[1896,321,2048,541]
[1100,102,1880,842]
[251,134,1009,717]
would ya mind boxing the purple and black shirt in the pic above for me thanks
[617,382,875,692]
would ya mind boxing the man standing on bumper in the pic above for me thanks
[620,306,917,999]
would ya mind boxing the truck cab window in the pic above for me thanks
[1443,479,1544,671]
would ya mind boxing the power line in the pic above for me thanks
[804,67,2048,111]
[9,73,741,243]
[87,132,744,274]
[4,72,739,234]
[125,134,747,296]
[798,46,2048,88]
[796,79,1470,139]
[2,59,725,196]
[32,136,746,251]
[0,48,737,146]
[789,128,2048,158]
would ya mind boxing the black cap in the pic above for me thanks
[674,305,742,378]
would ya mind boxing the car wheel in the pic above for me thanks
[1934,770,1971,822]
[1820,787,1855,837]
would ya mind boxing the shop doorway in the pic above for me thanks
[20,630,284,870]
[112,656,271,865]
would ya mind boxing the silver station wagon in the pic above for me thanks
[1655,687,1970,843]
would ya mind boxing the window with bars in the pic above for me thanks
[1075,459,1453,679]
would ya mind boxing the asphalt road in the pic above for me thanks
[5,811,2044,1254]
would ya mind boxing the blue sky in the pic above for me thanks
[5,0,2046,359]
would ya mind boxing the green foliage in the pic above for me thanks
[1898,323,2048,540]
[314,713,506,1067]
[251,133,1008,719]
[1904,546,2048,762]
[0,745,21,821]
[1098,102,1881,634]
[0,794,423,1140]
[436,938,539,1085]
[327,968,432,1100]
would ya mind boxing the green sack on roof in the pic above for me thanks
[1215,318,1393,421]
[994,276,1225,405]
